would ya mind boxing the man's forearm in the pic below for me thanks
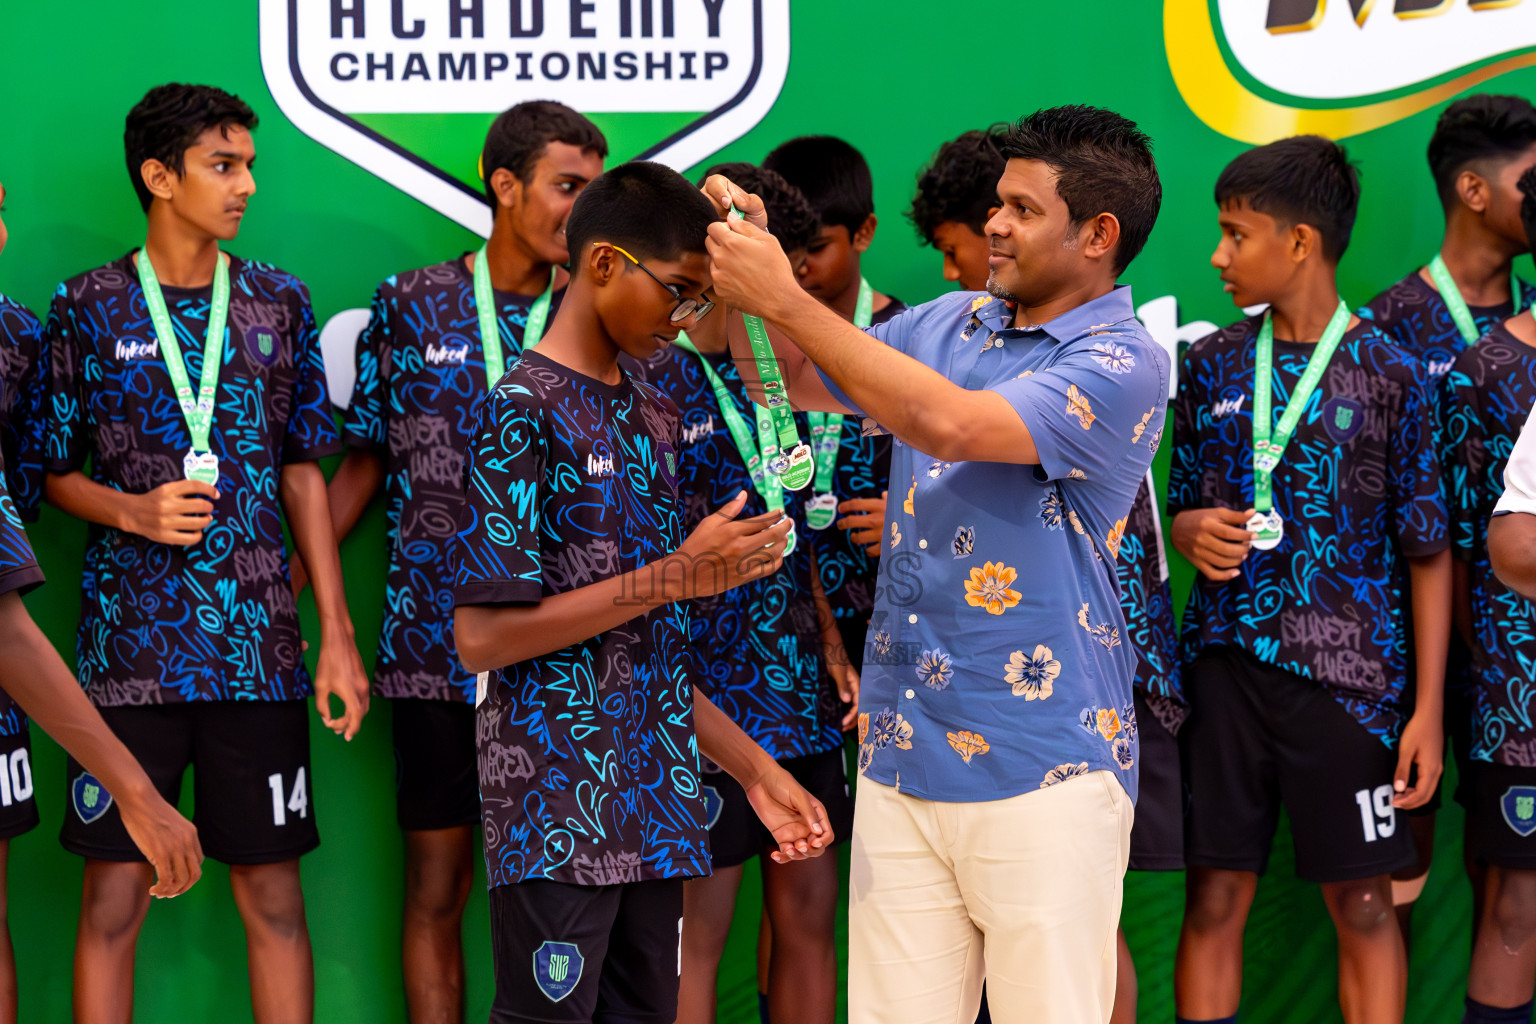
[1408,548,1452,720]
[45,470,131,529]
[692,687,776,789]
[280,462,353,634]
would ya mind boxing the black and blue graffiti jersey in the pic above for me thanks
[1362,271,1536,384]
[43,253,342,706]
[1119,474,1185,733]
[342,257,565,703]
[638,344,841,761]
[0,450,43,736]
[1442,324,1536,766]
[452,349,707,888]
[1171,315,1448,745]
[0,294,45,522]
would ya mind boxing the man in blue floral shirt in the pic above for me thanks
[706,106,1166,1024]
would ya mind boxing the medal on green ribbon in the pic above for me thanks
[474,243,556,391]
[673,332,796,556]
[1249,299,1352,551]
[136,249,229,486]
[1427,253,1524,347]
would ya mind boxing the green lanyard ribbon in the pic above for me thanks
[474,244,556,391]
[673,331,795,555]
[803,277,872,505]
[1252,300,1352,515]
[1426,253,1524,347]
[136,248,229,485]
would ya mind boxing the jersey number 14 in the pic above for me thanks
[268,769,309,827]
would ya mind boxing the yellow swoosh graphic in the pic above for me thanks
[1165,0,1536,142]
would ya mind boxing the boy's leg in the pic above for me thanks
[1176,647,1283,1019]
[228,860,313,1024]
[594,879,686,1024]
[1319,875,1405,1024]
[190,700,319,1024]
[1120,691,1183,1024]
[62,706,189,1024]
[394,698,482,1024]
[676,864,746,1024]
[0,725,39,1024]
[1465,763,1536,1017]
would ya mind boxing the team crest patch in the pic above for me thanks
[657,443,679,489]
[1323,397,1364,444]
[702,785,724,829]
[246,325,280,367]
[1503,787,1536,838]
[532,941,584,1003]
[71,772,113,825]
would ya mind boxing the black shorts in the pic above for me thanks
[0,728,39,841]
[394,698,479,832]
[1183,645,1415,883]
[1468,762,1536,870]
[1129,691,1183,872]
[489,877,684,1024]
[59,701,318,865]
[701,746,853,869]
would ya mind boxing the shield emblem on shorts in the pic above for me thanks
[702,784,724,829]
[1501,786,1536,837]
[71,772,113,825]
[532,941,584,1002]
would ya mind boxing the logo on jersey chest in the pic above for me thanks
[586,452,616,477]
[114,338,159,362]
[532,941,584,1002]
[1212,388,1245,419]
[682,415,715,445]
[246,325,280,367]
[425,342,471,366]
[1324,396,1364,444]
[1503,786,1536,837]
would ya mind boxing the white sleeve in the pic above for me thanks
[1496,401,1536,516]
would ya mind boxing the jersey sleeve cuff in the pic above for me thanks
[453,579,542,607]
[282,437,346,465]
[0,564,45,599]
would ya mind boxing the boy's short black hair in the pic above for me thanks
[908,126,1008,246]
[1214,135,1360,263]
[699,162,820,255]
[565,162,718,266]
[1428,94,1536,211]
[124,83,258,212]
[1519,164,1536,255]
[761,135,873,236]
[1002,106,1161,273]
[480,101,608,207]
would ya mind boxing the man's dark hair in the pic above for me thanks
[480,100,608,207]
[761,135,873,236]
[1519,164,1536,255]
[565,162,719,265]
[1428,94,1536,211]
[699,162,820,255]
[124,83,258,212]
[1001,106,1161,273]
[908,126,1008,246]
[1214,135,1360,263]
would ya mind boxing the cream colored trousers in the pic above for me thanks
[848,770,1134,1024]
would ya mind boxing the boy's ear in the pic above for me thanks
[139,159,177,204]
[489,167,523,213]
[1290,222,1321,265]
[852,214,878,254]
[1455,168,1491,215]
[587,243,621,286]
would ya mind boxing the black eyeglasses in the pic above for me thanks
[609,244,716,323]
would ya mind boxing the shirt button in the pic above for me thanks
[905,689,915,700]
[908,614,918,624]
[919,539,928,549]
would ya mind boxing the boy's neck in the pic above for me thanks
[825,259,885,323]
[475,214,560,296]
[529,280,624,385]
[1427,210,1520,306]
[141,206,222,288]
[1266,267,1347,344]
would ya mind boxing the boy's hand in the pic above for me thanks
[699,174,769,231]
[741,762,833,863]
[116,786,203,899]
[313,635,370,741]
[1392,711,1444,810]
[832,661,861,731]
[676,491,792,598]
[121,480,219,546]
[837,492,887,558]
[1171,507,1255,581]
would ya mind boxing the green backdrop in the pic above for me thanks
[0,1,1531,1020]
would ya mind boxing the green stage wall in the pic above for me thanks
[1,1,1532,1020]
